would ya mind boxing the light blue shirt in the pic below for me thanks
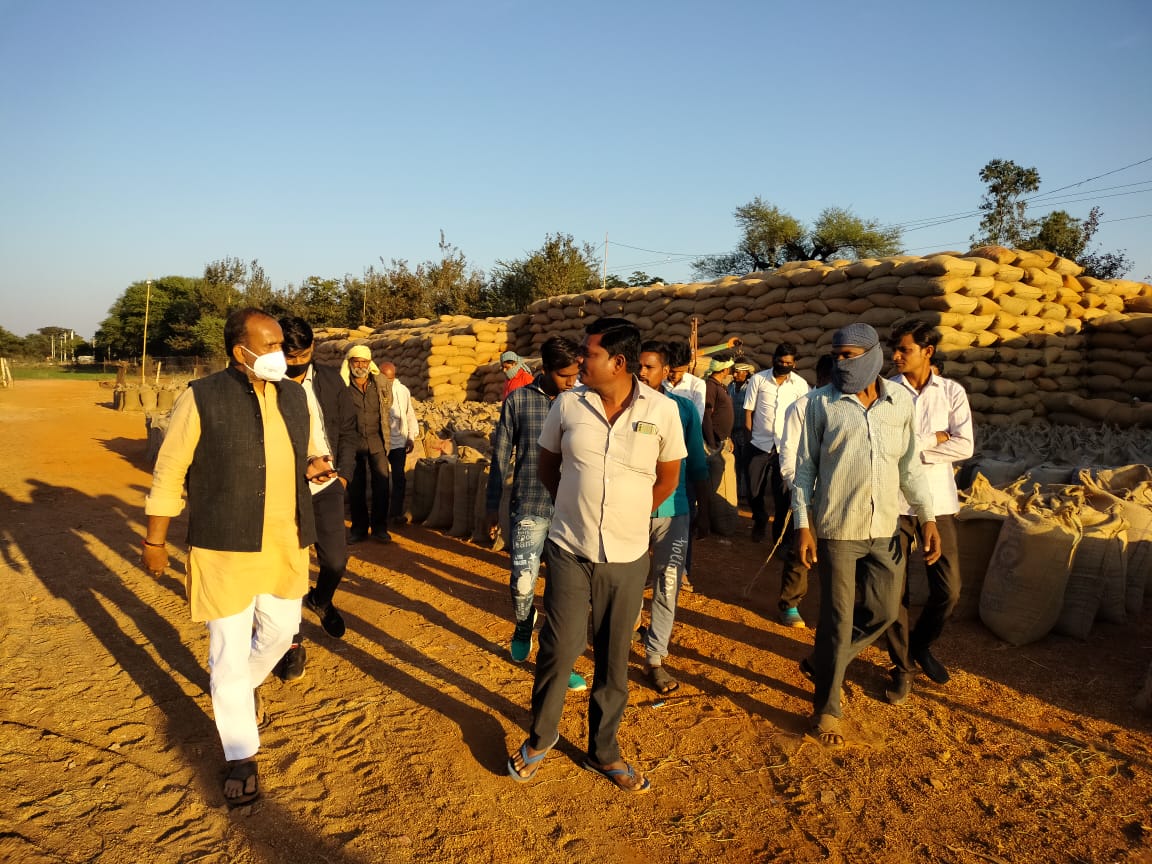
[791,381,934,540]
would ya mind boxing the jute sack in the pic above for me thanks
[1090,464,1152,494]
[1054,493,1128,639]
[424,458,457,530]
[448,461,483,538]
[1081,473,1152,615]
[979,497,1081,646]
[707,447,739,536]
[471,465,493,544]
[410,459,440,524]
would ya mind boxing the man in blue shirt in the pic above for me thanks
[636,341,709,694]
[485,337,584,691]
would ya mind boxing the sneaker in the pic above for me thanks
[885,669,912,705]
[567,671,587,692]
[778,607,806,628]
[278,636,306,682]
[510,609,536,662]
[913,647,951,684]
[305,590,346,639]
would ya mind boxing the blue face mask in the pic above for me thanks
[831,344,882,394]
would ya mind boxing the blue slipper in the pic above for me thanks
[507,734,559,783]
[582,759,652,793]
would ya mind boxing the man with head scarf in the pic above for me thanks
[343,344,394,544]
[790,322,939,748]
[501,351,535,400]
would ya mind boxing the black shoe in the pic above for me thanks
[751,525,766,543]
[348,531,367,544]
[885,670,912,705]
[632,624,648,644]
[305,590,346,639]
[372,531,393,545]
[799,657,815,682]
[278,636,306,682]
[913,647,950,684]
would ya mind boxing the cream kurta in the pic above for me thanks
[146,384,310,622]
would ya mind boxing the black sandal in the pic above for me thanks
[224,759,260,807]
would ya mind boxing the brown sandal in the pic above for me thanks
[223,759,260,807]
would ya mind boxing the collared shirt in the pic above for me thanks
[778,393,809,491]
[667,372,706,422]
[539,378,687,563]
[702,375,734,449]
[891,373,974,516]
[145,385,312,621]
[302,364,337,496]
[653,389,709,519]
[388,378,419,448]
[791,381,934,540]
[744,370,809,452]
[485,374,556,519]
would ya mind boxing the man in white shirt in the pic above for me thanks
[743,343,809,544]
[378,362,418,525]
[506,318,685,794]
[665,340,706,422]
[881,320,974,705]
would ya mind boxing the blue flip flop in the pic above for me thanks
[582,759,652,794]
[507,734,559,783]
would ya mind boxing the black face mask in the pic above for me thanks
[773,364,794,377]
[285,361,311,378]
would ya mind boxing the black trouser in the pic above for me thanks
[750,447,788,539]
[529,540,647,764]
[387,446,407,520]
[311,481,349,607]
[349,449,390,536]
[886,514,961,673]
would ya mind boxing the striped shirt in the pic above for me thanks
[485,374,556,519]
[791,381,934,540]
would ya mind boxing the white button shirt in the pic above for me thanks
[891,373,974,516]
[667,372,706,423]
[743,370,809,452]
[539,379,687,563]
[388,378,418,447]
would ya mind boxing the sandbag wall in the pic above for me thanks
[524,247,1152,427]
[313,315,532,403]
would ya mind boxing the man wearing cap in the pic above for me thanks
[699,355,736,538]
[344,345,394,544]
[791,322,939,748]
[501,351,535,400]
[728,362,755,502]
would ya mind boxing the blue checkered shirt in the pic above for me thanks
[485,374,556,519]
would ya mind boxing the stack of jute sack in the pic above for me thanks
[523,247,1152,427]
[943,466,1152,647]
[407,455,508,548]
[313,315,531,403]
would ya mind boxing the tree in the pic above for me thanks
[485,233,601,315]
[425,231,487,317]
[971,158,1041,248]
[692,198,900,279]
[1027,206,1133,279]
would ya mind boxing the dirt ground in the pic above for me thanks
[2,380,1151,864]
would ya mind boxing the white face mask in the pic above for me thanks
[241,346,288,382]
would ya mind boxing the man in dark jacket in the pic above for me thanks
[275,317,362,681]
[344,344,394,544]
[141,308,333,807]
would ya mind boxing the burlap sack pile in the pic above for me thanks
[313,314,532,403]
[522,247,1152,427]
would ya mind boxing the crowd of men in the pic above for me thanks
[142,308,972,804]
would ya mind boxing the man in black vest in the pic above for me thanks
[141,308,333,807]
[274,316,361,682]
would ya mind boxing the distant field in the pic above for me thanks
[6,364,118,382]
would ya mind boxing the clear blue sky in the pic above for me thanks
[1,0,1149,340]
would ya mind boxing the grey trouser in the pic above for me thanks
[811,536,903,719]
[529,540,647,764]
[643,515,690,665]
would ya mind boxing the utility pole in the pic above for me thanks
[601,232,608,289]
[141,279,152,387]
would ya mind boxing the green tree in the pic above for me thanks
[693,198,900,278]
[425,231,486,317]
[1027,206,1133,279]
[485,233,600,315]
[971,158,1041,248]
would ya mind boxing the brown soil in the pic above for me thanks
[2,380,1151,864]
